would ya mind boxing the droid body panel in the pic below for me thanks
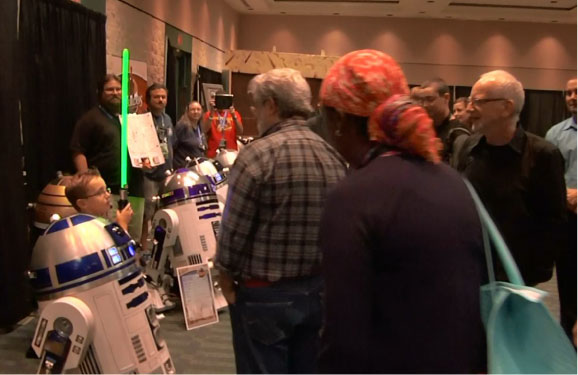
[29,214,174,374]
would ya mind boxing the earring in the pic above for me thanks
[334,128,343,137]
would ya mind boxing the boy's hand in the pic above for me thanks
[116,202,133,232]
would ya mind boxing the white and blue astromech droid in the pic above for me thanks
[28,214,174,374]
[188,157,229,212]
[145,169,222,312]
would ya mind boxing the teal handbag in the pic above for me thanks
[465,180,577,374]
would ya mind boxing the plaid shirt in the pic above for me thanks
[215,117,347,281]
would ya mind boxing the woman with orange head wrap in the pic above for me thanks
[318,50,486,373]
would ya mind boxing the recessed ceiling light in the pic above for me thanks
[419,11,426,14]
[333,12,340,15]
[280,11,286,14]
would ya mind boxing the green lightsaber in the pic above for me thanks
[119,48,130,208]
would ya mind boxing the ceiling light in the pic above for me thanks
[281,11,286,14]
[419,11,426,14]
[333,12,340,15]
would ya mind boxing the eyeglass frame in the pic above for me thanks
[84,187,112,199]
[468,97,510,108]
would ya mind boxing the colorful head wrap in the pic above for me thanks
[320,49,441,163]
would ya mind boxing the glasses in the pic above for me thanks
[85,187,111,198]
[468,97,509,108]
[415,95,439,104]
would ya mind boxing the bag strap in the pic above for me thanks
[463,179,525,286]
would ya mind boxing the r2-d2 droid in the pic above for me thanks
[145,168,222,312]
[188,157,229,212]
[29,214,175,374]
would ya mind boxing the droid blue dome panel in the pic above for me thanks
[45,219,70,234]
[70,214,95,226]
[55,253,104,284]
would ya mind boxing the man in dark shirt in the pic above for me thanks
[215,68,346,374]
[141,83,175,246]
[417,78,465,162]
[457,70,567,286]
[70,74,144,240]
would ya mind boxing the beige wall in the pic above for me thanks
[238,15,577,90]
[120,0,240,72]
[106,0,166,84]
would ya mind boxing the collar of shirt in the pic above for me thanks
[261,116,306,138]
[563,116,577,131]
[469,125,525,155]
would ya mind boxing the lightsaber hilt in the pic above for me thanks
[118,186,129,210]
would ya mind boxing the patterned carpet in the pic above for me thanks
[0,274,563,374]
[0,306,236,374]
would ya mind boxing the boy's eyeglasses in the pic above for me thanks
[84,187,111,198]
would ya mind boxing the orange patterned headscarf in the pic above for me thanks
[320,49,441,163]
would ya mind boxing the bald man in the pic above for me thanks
[546,77,577,341]
[457,70,567,286]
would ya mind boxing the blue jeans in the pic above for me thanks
[229,276,323,374]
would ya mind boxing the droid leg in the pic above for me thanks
[32,297,94,374]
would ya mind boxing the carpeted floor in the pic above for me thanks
[0,306,236,374]
[0,273,563,374]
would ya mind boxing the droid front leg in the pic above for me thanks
[32,297,94,374]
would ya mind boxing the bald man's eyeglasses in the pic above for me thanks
[468,97,508,108]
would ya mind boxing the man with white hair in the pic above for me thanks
[457,70,567,286]
[215,68,347,373]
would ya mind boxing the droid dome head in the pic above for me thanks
[34,175,77,230]
[159,168,216,208]
[189,157,227,188]
[29,214,138,302]
[215,149,238,175]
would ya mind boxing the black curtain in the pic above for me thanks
[520,89,568,137]
[0,0,32,329]
[20,0,106,203]
[166,41,177,123]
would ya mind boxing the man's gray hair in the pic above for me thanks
[479,70,525,117]
[248,68,313,119]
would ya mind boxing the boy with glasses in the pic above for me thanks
[65,169,133,232]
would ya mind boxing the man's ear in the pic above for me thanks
[264,97,278,116]
[442,92,450,104]
[502,99,516,118]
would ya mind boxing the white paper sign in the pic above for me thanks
[121,112,165,168]
[176,264,219,330]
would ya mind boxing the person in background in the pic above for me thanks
[203,90,243,158]
[457,70,567,286]
[70,74,144,240]
[317,49,486,373]
[545,77,577,342]
[414,78,463,162]
[448,96,473,168]
[173,100,207,169]
[215,68,346,374]
[65,168,133,232]
[142,83,175,247]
